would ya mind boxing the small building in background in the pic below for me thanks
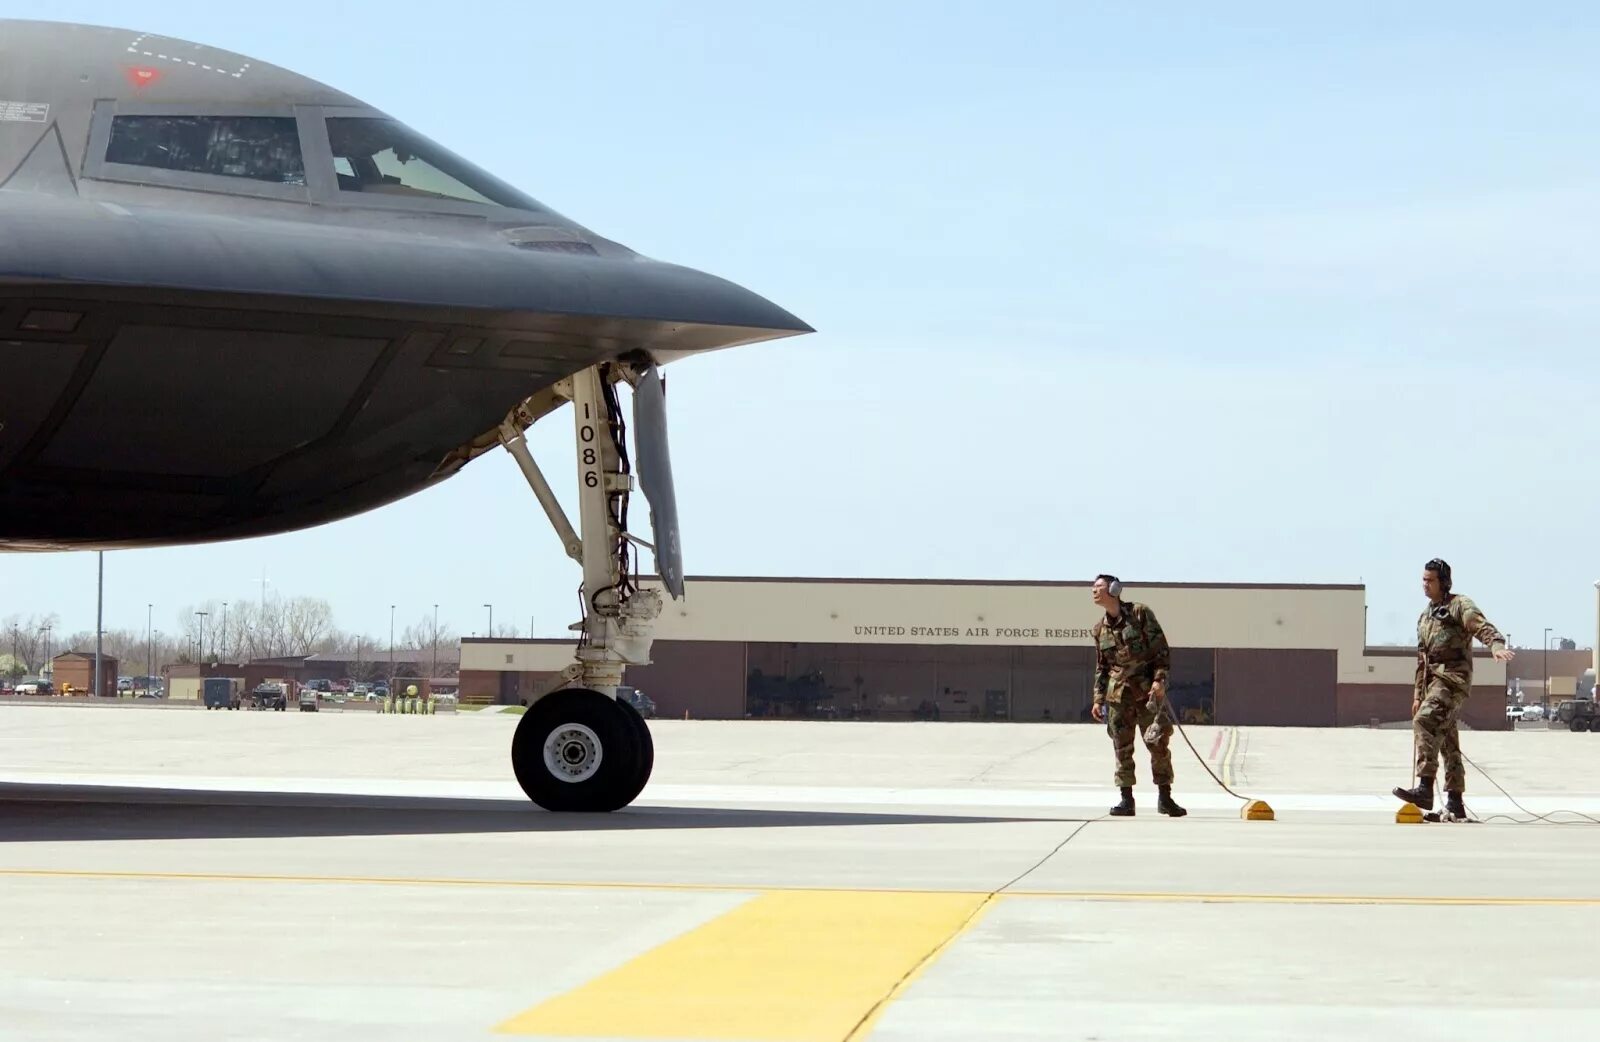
[50,651,119,697]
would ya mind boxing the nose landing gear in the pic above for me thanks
[494,361,676,812]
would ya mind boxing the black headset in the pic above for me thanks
[1426,558,1452,594]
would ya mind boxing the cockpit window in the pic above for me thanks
[326,117,533,208]
[105,116,306,185]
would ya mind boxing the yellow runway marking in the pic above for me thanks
[493,889,991,1040]
[0,867,747,894]
[5,869,1600,907]
[1006,890,1600,907]
[844,892,997,1041]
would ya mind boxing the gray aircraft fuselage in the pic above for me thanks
[0,19,809,550]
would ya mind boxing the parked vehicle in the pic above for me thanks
[618,685,656,718]
[202,677,241,710]
[1554,700,1599,732]
[298,686,319,712]
[251,682,288,711]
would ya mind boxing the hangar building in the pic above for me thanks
[460,577,1510,730]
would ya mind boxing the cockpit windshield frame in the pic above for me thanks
[82,100,546,218]
[84,100,317,202]
[314,104,544,216]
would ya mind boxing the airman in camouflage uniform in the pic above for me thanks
[1090,574,1185,817]
[1393,559,1514,820]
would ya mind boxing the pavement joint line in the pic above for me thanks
[842,890,999,1042]
[4,869,1599,907]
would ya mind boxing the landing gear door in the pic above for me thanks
[631,363,684,600]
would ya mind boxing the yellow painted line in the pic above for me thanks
[0,867,745,894]
[494,889,992,1040]
[1220,726,1239,789]
[5,869,1600,907]
[1005,889,1600,907]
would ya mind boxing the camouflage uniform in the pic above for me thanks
[1413,595,1506,792]
[1092,601,1174,787]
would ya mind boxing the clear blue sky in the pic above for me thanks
[3,1,1596,650]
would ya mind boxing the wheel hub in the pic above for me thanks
[544,723,603,783]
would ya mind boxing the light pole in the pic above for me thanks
[94,550,104,698]
[484,603,493,638]
[146,604,153,694]
[42,622,52,676]
[432,603,439,681]
[1544,627,1552,711]
[195,611,208,663]
[1594,581,1600,700]
[220,602,228,662]
[389,604,395,681]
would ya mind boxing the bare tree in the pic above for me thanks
[283,598,333,656]
[3,613,60,676]
[401,614,459,675]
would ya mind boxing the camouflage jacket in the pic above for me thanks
[1092,602,1171,704]
[1415,594,1506,693]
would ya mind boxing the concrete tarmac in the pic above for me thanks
[2,704,1598,1041]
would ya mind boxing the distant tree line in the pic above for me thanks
[0,595,515,680]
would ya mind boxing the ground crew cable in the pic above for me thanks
[1460,749,1600,826]
[1396,709,1600,825]
[1161,699,1274,819]
[842,817,1101,1041]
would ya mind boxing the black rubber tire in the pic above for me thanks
[511,688,643,812]
[614,695,656,806]
[1574,718,1590,733]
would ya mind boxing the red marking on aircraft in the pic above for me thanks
[125,66,162,89]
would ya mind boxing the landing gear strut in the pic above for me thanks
[496,360,678,812]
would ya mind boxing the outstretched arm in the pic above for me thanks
[1461,598,1514,662]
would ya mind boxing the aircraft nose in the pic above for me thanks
[640,257,814,335]
[595,256,813,358]
[496,223,810,338]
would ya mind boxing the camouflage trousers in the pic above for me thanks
[1107,695,1174,787]
[1414,677,1467,793]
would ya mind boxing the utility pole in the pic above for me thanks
[220,602,228,661]
[484,603,493,638]
[147,604,153,694]
[389,604,395,681]
[195,611,208,664]
[1544,627,1553,712]
[94,551,104,698]
[432,603,439,681]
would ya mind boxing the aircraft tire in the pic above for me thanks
[613,695,655,807]
[512,688,644,812]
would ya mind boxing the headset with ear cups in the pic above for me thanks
[1097,574,1123,599]
[1425,558,1454,619]
[1425,558,1452,594]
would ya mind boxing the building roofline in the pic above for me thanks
[642,574,1365,592]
